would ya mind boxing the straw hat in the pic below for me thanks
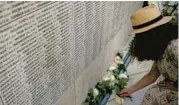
[130,5,172,34]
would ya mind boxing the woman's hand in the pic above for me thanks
[157,80,178,91]
[119,88,134,97]
[119,62,161,97]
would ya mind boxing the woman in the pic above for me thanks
[120,6,178,105]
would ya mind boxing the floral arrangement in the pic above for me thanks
[83,53,129,105]
[162,1,178,21]
[148,1,178,21]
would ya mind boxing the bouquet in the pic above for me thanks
[83,53,129,105]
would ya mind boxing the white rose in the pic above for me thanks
[102,76,110,81]
[115,56,121,62]
[109,66,117,71]
[118,73,128,79]
[115,96,124,105]
[93,88,99,97]
[109,75,116,86]
[119,61,124,65]
[114,56,124,65]
[110,75,115,81]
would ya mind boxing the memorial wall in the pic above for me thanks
[0,1,143,105]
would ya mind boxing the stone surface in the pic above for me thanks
[0,1,143,105]
[55,85,76,105]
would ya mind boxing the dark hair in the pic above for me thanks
[129,23,178,61]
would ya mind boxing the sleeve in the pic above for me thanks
[166,39,178,68]
[167,39,178,87]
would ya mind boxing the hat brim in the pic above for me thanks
[130,16,172,35]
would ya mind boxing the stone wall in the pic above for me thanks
[0,1,143,105]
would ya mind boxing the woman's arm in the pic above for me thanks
[120,62,160,97]
[130,63,160,92]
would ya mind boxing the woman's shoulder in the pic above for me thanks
[165,39,178,66]
[169,38,178,46]
[167,39,178,54]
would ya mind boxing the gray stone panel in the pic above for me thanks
[0,1,143,105]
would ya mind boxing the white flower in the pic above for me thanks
[102,75,110,81]
[115,96,124,105]
[109,66,117,71]
[109,75,116,86]
[118,73,128,79]
[115,56,121,61]
[114,56,124,65]
[102,72,116,86]
[93,88,99,97]
[119,61,124,65]
[110,75,115,81]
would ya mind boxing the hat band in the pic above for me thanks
[133,15,163,29]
